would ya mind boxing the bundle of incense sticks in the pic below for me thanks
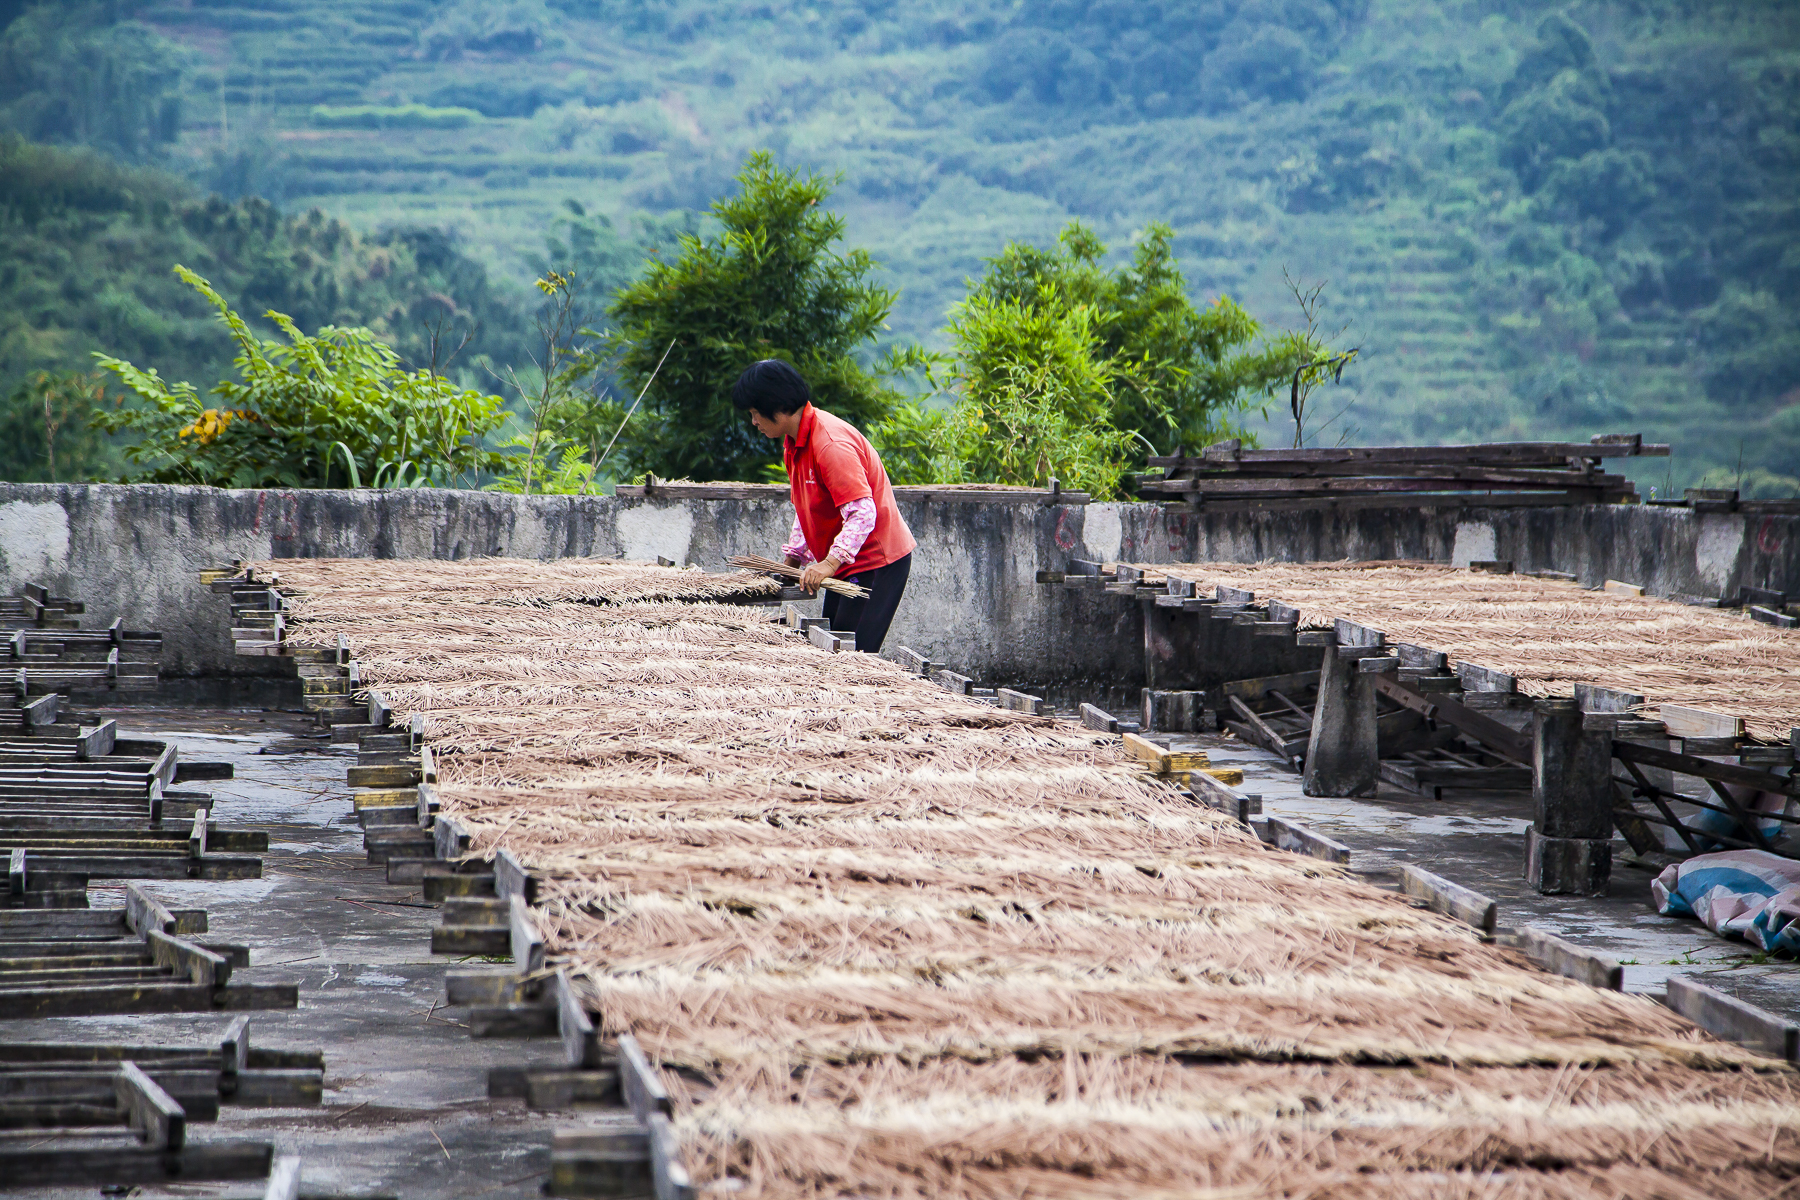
[727,554,871,599]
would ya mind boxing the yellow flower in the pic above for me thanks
[178,409,237,445]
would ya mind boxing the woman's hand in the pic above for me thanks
[800,556,842,595]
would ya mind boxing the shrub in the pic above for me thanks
[93,266,508,488]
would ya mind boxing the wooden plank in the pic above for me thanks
[1398,864,1496,934]
[189,809,208,858]
[510,893,546,973]
[346,763,419,788]
[1499,926,1621,990]
[933,669,972,695]
[125,883,176,937]
[148,930,230,987]
[1078,703,1119,734]
[495,847,538,905]
[996,688,1046,715]
[1454,662,1515,693]
[1665,975,1798,1061]
[617,1034,674,1123]
[0,1138,272,1186]
[6,847,21,897]
[1185,771,1261,823]
[76,720,116,760]
[1121,732,1208,772]
[1227,696,1298,770]
[806,623,841,653]
[446,969,534,1007]
[367,691,393,728]
[1263,816,1351,865]
[892,647,932,676]
[116,1061,185,1149]
[1214,670,1321,706]
[1149,438,1667,468]
[555,969,601,1068]
[1613,739,1800,795]
[1660,704,1744,740]
[221,1014,250,1076]
[20,694,56,730]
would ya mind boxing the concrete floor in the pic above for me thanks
[15,708,577,1200]
[1166,727,1800,1022]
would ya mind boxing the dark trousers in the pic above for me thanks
[821,553,911,653]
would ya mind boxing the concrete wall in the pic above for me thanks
[0,483,1795,695]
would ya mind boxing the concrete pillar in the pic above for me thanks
[1141,688,1201,733]
[1525,698,1614,895]
[1303,644,1379,797]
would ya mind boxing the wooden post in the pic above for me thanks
[1302,627,1382,798]
[1525,698,1613,895]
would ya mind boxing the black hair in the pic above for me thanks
[731,359,811,417]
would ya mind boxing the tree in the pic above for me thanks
[871,221,1321,499]
[961,221,1310,460]
[603,152,911,482]
[93,267,508,488]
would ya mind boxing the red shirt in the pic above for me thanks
[784,404,915,576]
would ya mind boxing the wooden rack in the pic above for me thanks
[1136,433,1668,511]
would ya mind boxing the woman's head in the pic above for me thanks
[732,359,811,438]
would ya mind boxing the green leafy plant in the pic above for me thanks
[603,151,914,482]
[92,266,509,488]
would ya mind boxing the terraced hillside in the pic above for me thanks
[8,0,1798,489]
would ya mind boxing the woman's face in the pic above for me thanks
[748,408,800,439]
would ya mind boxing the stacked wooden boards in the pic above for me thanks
[0,582,162,694]
[235,557,1800,1199]
[1135,434,1665,511]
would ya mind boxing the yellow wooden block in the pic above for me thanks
[1199,767,1244,786]
[1603,579,1645,597]
[352,787,419,808]
[1123,731,1209,772]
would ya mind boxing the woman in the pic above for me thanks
[733,359,914,652]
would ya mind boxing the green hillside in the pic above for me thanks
[4,0,1798,492]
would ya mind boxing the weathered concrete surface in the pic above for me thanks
[1,483,1796,692]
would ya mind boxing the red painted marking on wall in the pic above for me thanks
[1054,510,1078,552]
[1758,516,1783,556]
[252,491,266,534]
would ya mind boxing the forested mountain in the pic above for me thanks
[3,0,1797,492]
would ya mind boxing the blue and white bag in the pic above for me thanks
[1653,850,1800,955]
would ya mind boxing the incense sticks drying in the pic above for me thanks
[726,554,870,599]
[1129,560,1800,742]
[251,555,1800,1199]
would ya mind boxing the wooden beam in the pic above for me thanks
[116,1061,185,1149]
[1121,732,1208,772]
[1614,739,1800,795]
[616,1034,673,1124]
[510,892,545,973]
[1263,816,1351,864]
[1660,704,1744,740]
[555,969,601,1068]
[147,930,230,987]
[495,847,538,905]
[0,1139,272,1186]
[125,883,176,936]
[1499,926,1621,990]
[1398,865,1496,934]
[1665,975,1798,1061]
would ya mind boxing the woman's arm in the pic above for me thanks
[781,514,814,567]
[796,497,875,593]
